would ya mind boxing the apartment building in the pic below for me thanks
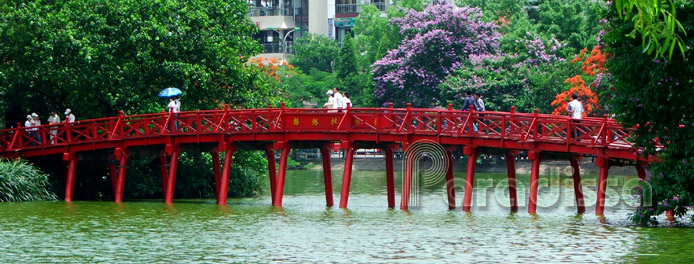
[248,0,394,60]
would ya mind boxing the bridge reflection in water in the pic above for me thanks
[0,103,651,215]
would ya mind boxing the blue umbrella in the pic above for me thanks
[158,87,182,98]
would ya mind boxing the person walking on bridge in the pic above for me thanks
[333,87,344,111]
[324,90,336,112]
[47,110,60,144]
[568,93,584,140]
[461,90,479,132]
[65,108,75,123]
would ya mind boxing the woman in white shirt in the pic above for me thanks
[324,90,336,112]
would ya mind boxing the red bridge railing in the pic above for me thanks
[0,105,641,157]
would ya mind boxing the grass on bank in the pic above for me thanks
[0,159,57,202]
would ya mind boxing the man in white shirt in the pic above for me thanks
[65,108,76,123]
[332,87,344,111]
[47,110,61,144]
[567,93,584,140]
[167,96,181,113]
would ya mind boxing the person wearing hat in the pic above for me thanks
[323,89,336,112]
[30,113,41,145]
[47,110,61,144]
[65,108,75,123]
[24,115,35,146]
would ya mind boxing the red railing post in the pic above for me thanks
[10,123,21,149]
[405,103,412,132]
[65,120,72,143]
[533,109,539,140]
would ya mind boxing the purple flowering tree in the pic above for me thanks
[371,4,500,107]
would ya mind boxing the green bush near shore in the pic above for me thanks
[0,159,57,202]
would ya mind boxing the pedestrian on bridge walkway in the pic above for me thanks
[568,93,584,140]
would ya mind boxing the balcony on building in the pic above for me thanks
[336,0,393,18]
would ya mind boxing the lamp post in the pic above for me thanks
[267,27,300,62]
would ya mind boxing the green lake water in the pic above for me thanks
[1,169,694,263]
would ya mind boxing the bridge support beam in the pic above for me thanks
[445,149,456,209]
[463,147,479,212]
[273,143,292,207]
[339,147,356,209]
[528,151,542,214]
[569,155,585,214]
[595,157,611,215]
[63,152,78,202]
[264,144,277,202]
[114,148,128,203]
[217,144,237,205]
[505,151,518,212]
[211,150,221,198]
[164,150,180,204]
[319,145,334,207]
[400,145,415,210]
[385,146,396,208]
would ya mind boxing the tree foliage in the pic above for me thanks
[615,0,687,58]
[289,33,338,73]
[0,0,264,125]
[372,4,500,107]
[603,0,694,225]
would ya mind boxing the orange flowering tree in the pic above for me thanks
[551,46,607,117]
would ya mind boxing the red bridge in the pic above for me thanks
[0,104,650,215]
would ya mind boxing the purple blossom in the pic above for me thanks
[673,196,680,201]
[372,4,500,106]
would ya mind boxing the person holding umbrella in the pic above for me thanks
[167,96,181,113]
[159,87,182,131]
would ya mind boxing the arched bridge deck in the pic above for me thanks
[0,104,651,215]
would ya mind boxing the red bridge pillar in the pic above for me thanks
[164,144,180,204]
[264,144,277,202]
[63,152,78,202]
[114,148,128,203]
[319,144,334,207]
[217,143,237,205]
[339,146,356,209]
[569,155,585,214]
[400,144,415,210]
[211,150,221,198]
[505,150,518,212]
[385,146,396,208]
[462,147,478,212]
[528,151,542,214]
[595,157,611,215]
[273,142,291,207]
[445,149,456,209]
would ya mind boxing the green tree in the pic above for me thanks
[336,35,358,82]
[536,0,602,53]
[353,5,400,71]
[289,33,338,73]
[0,0,263,124]
[603,1,694,225]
